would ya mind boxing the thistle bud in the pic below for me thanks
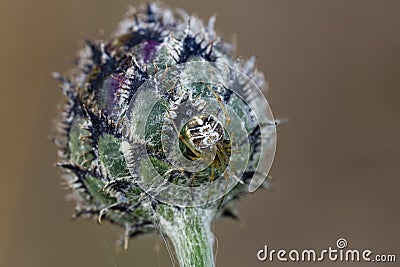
[54,3,277,266]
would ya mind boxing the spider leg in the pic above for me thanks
[204,83,231,127]
[165,109,202,158]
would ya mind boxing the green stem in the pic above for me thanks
[156,206,216,267]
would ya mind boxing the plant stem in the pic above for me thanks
[157,206,216,267]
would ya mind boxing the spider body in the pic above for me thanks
[178,112,231,185]
[184,114,224,150]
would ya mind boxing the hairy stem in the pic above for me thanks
[156,206,216,267]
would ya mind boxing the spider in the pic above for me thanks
[180,113,231,178]
[168,83,240,207]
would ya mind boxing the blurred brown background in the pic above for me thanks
[1,0,399,266]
